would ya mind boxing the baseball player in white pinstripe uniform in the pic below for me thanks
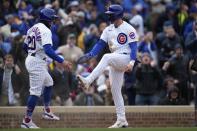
[21,8,72,128]
[77,4,138,128]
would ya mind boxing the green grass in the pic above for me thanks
[1,128,197,131]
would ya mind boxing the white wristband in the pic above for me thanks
[129,60,135,66]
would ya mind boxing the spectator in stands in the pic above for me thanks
[155,3,177,33]
[0,33,12,55]
[0,57,4,98]
[96,21,109,61]
[86,57,98,73]
[185,16,197,106]
[185,20,197,58]
[124,71,136,105]
[74,80,104,106]
[98,21,108,34]
[86,6,100,26]
[50,58,76,106]
[159,76,177,98]
[67,1,80,12]
[57,33,84,64]
[0,54,20,106]
[95,67,113,105]
[135,53,162,105]
[16,0,34,21]
[84,0,95,22]
[129,4,144,38]
[176,3,188,34]
[159,86,186,105]
[10,33,29,106]
[138,31,158,65]
[183,5,197,37]
[155,21,171,62]
[0,14,15,39]
[58,7,81,46]
[84,24,100,53]
[96,66,109,92]
[155,21,182,65]
[11,15,29,35]
[51,22,60,50]
[162,45,190,104]
[155,21,172,50]
[104,78,114,106]
[0,0,16,21]
[122,0,147,13]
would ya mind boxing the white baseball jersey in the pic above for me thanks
[100,21,138,53]
[24,23,53,59]
[25,23,53,96]
[83,21,139,122]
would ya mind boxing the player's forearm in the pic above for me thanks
[43,44,64,63]
[89,39,107,57]
[129,41,137,65]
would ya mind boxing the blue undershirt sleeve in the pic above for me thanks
[43,44,64,63]
[89,39,107,57]
[129,41,137,61]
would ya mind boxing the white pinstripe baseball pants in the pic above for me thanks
[86,53,130,121]
[25,56,53,97]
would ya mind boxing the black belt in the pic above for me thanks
[30,53,46,61]
[31,53,36,57]
[121,52,130,55]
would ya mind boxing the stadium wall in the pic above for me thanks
[0,106,195,128]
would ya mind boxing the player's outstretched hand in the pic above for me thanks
[125,63,134,72]
[77,53,92,64]
[62,60,72,71]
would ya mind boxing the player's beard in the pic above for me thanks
[45,22,52,28]
[40,20,52,28]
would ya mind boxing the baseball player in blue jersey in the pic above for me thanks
[21,8,72,128]
[77,4,138,128]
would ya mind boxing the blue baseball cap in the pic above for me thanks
[163,20,173,27]
[189,6,197,13]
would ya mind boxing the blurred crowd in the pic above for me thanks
[0,0,197,106]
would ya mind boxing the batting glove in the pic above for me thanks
[77,53,93,64]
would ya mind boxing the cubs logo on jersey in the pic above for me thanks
[129,32,135,39]
[100,21,138,53]
[117,33,127,45]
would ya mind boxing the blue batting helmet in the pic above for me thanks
[105,4,124,22]
[39,8,58,22]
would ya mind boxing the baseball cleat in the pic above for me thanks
[108,120,128,128]
[21,119,40,129]
[42,109,60,120]
[77,75,90,90]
